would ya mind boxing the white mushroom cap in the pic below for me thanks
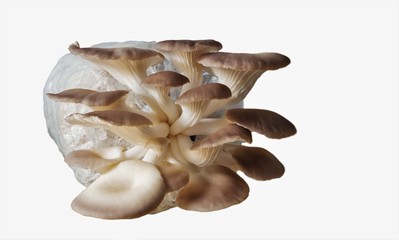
[170,83,231,135]
[176,165,249,212]
[64,147,125,173]
[197,52,290,116]
[71,160,166,219]
[225,108,297,139]
[155,39,222,93]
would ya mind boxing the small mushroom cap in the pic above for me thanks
[71,160,166,219]
[64,149,121,172]
[198,52,290,71]
[66,110,152,127]
[190,124,252,150]
[225,108,296,139]
[226,144,285,180]
[176,83,232,104]
[155,161,190,192]
[141,71,189,87]
[155,39,222,52]
[69,42,164,61]
[176,165,249,212]
[47,89,129,107]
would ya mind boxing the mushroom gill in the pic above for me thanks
[45,39,295,219]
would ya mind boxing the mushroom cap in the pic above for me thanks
[198,52,290,71]
[190,124,252,150]
[155,39,222,52]
[67,110,152,127]
[69,42,164,61]
[176,165,249,212]
[176,83,232,104]
[227,145,285,180]
[47,89,129,107]
[225,108,296,139]
[141,71,189,87]
[71,160,166,219]
[64,149,121,172]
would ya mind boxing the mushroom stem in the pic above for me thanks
[177,134,222,167]
[147,88,180,124]
[169,101,208,135]
[179,63,203,94]
[182,118,229,136]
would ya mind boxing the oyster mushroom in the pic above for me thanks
[197,52,290,116]
[215,144,285,181]
[155,39,222,93]
[45,40,296,219]
[47,88,159,123]
[47,89,129,111]
[225,108,297,139]
[71,159,166,219]
[170,83,231,135]
[176,124,251,167]
[69,42,168,121]
[141,71,189,123]
[64,146,126,173]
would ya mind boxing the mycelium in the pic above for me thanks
[44,39,296,219]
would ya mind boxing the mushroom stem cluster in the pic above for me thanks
[47,39,296,219]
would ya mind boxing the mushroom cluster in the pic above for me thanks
[46,39,295,219]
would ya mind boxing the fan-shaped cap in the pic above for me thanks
[198,52,290,71]
[69,42,164,61]
[176,83,231,104]
[47,89,129,107]
[71,160,166,219]
[225,108,296,139]
[141,71,189,87]
[227,145,285,180]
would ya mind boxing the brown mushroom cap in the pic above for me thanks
[69,42,164,61]
[190,124,252,150]
[47,89,129,107]
[225,108,296,139]
[67,110,152,127]
[155,39,222,52]
[176,165,249,212]
[226,144,285,180]
[198,52,290,71]
[176,83,231,104]
[141,71,189,87]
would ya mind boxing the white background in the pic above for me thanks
[0,0,398,239]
